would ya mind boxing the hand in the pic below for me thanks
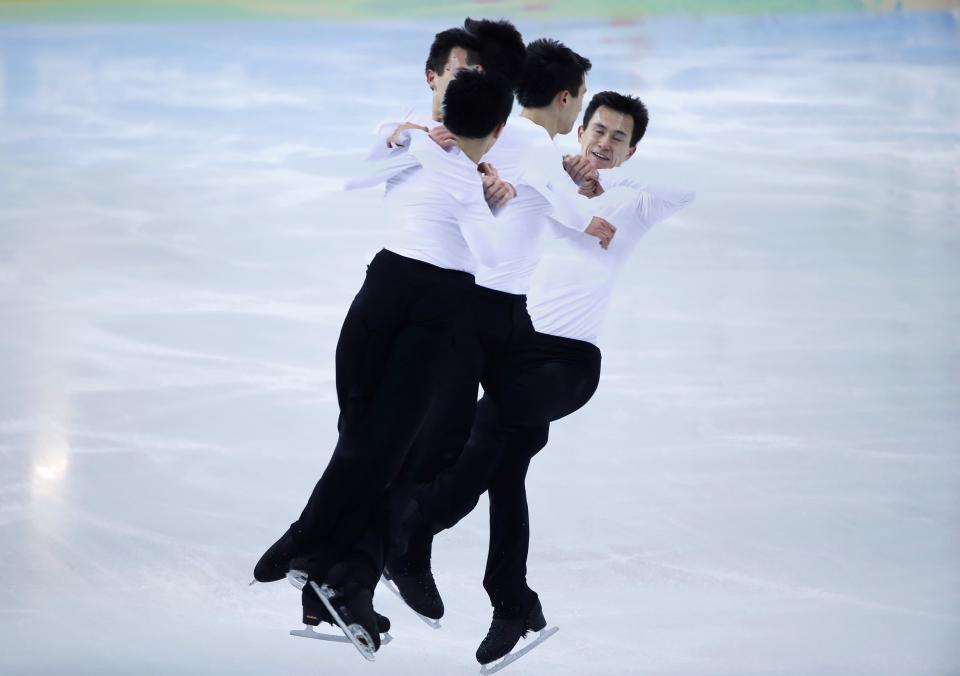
[578,176,605,198]
[428,124,458,150]
[585,216,616,250]
[386,122,429,148]
[562,154,598,187]
[479,163,515,210]
[477,162,498,178]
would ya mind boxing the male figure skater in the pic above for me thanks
[378,38,616,622]
[392,91,695,665]
[253,69,517,657]
[374,19,525,162]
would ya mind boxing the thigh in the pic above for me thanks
[334,269,406,430]
[401,333,483,485]
[486,340,601,428]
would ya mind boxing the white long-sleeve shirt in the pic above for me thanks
[473,115,595,295]
[528,174,696,345]
[346,130,512,274]
[362,112,612,294]
[366,106,437,162]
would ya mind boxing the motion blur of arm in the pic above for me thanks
[366,107,431,161]
[345,147,422,191]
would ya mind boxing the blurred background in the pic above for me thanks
[1,1,958,675]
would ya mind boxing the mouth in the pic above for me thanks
[590,150,610,163]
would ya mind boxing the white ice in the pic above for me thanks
[1,12,958,676]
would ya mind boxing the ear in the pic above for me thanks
[473,64,484,73]
[625,146,638,162]
[577,125,584,143]
[426,69,437,91]
[559,90,570,106]
[492,122,505,139]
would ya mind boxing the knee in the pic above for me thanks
[510,425,549,460]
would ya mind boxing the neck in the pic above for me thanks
[456,137,486,164]
[521,107,559,138]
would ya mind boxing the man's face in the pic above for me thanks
[427,47,479,118]
[578,105,637,169]
[558,78,587,135]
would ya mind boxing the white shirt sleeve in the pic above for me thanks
[585,184,695,254]
[365,106,424,161]
[456,198,516,268]
[513,145,594,233]
[634,186,697,226]
[345,151,422,191]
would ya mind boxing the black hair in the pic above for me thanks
[516,38,592,108]
[425,27,481,74]
[442,69,514,139]
[463,17,526,90]
[582,91,649,147]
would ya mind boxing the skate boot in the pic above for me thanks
[309,562,382,659]
[383,534,444,620]
[253,525,304,583]
[476,595,547,665]
[302,584,390,634]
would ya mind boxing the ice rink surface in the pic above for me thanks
[1,10,958,675]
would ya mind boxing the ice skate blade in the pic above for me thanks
[479,626,559,674]
[290,626,393,647]
[289,626,351,643]
[310,581,377,661]
[286,569,309,590]
[379,574,441,629]
[248,579,257,586]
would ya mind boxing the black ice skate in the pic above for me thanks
[252,525,303,583]
[286,563,383,661]
[476,596,558,673]
[381,563,443,628]
[289,572,392,649]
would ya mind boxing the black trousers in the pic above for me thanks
[290,249,475,586]
[396,286,534,487]
[416,330,602,615]
[383,285,535,570]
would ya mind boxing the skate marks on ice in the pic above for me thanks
[479,627,560,675]
[379,573,442,629]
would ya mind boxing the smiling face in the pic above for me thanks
[427,47,480,121]
[577,105,637,169]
